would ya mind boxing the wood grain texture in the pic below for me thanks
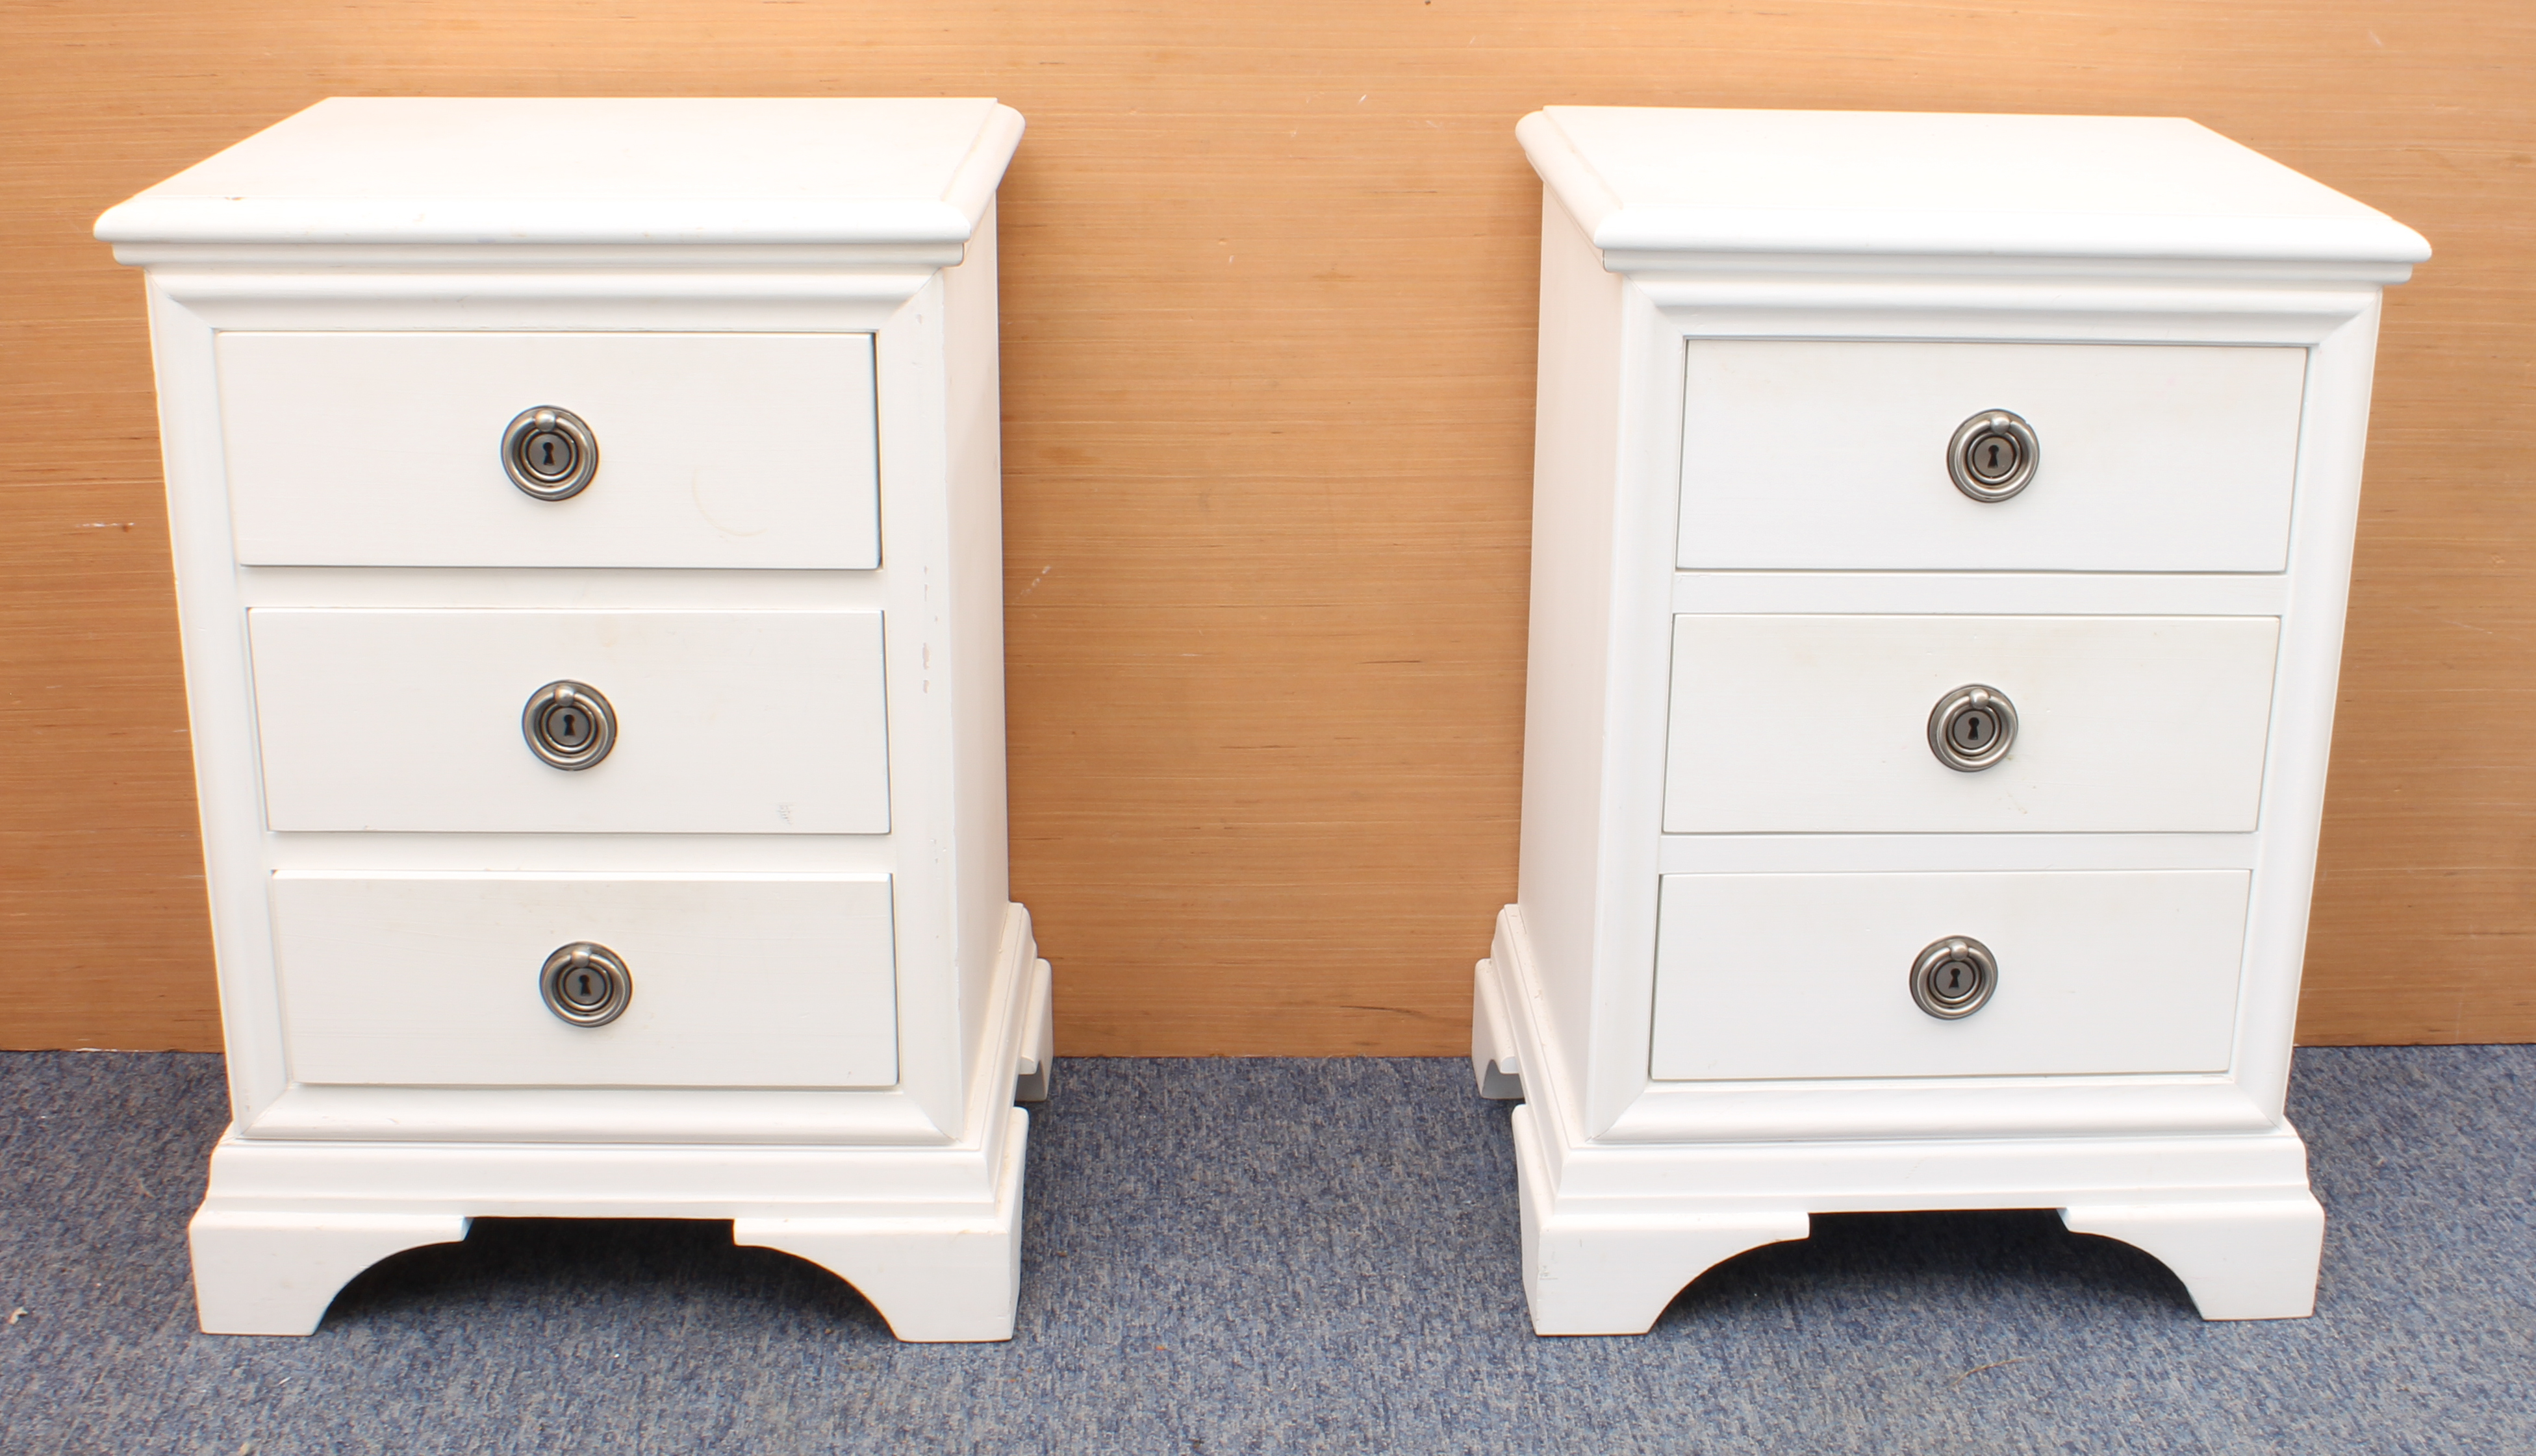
[2,0,2528,1053]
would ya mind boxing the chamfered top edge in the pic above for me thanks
[1518,106,2430,268]
[97,97,1025,249]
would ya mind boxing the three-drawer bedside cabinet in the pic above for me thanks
[1471,108,2428,1335]
[96,97,1050,1342]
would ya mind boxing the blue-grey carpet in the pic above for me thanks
[1,1048,2530,1454]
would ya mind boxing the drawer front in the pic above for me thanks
[1679,340,2306,571]
[1651,870,2248,1081]
[1664,614,2279,834]
[272,872,896,1089]
[250,609,889,833]
[219,332,880,568]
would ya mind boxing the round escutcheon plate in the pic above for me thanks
[540,941,633,1027]
[501,405,600,501]
[1910,935,1997,1020]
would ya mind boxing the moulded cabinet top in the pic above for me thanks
[1518,107,2428,271]
[95,97,1024,250]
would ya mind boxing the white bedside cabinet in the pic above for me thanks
[1472,108,2428,1335]
[97,97,1052,1342]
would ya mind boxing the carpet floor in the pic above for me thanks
[1,1048,2530,1454]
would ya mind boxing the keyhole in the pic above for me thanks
[541,439,558,469]
[520,429,576,480]
[540,701,596,751]
[1984,441,2002,471]
[1971,434,2020,481]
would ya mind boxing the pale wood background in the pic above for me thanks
[3,0,2528,1054]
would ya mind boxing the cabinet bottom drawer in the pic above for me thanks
[272,872,897,1090]
[1651,870,2248,1082]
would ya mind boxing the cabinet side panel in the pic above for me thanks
[149,288,287,1115]
[2244,302,2384,1109]
[1514,194,1627,1086]
[944,201,1016,1073]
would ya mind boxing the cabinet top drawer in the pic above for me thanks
[1679,340,2307,573]
[220,332,880,569]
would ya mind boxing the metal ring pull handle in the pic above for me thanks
[522,680,616,770]
[1928,683,2016,772]
[1910,935,1997,1020]
[1947,409,2038,503]
[501,405,600,501]
[540,941,633,1027]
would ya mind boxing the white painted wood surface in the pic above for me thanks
[1663,614,2281,833]
[1649,870,2249,1080]
[103,98,1037,1342]
[1484,107,2420,1334]
[220,332,880,569]
[249,608,891,834]
[1517,107,2429,269]
[272,872,898,1089]
[1678,341,2305,571]
[95,97,1022,254]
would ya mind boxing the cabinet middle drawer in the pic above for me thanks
[1664,614,2279,833]
[249,609,889,833]
[1679,340,2306,571]
[218,332,880,569]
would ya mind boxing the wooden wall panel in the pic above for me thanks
[2,0,2528,1053]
